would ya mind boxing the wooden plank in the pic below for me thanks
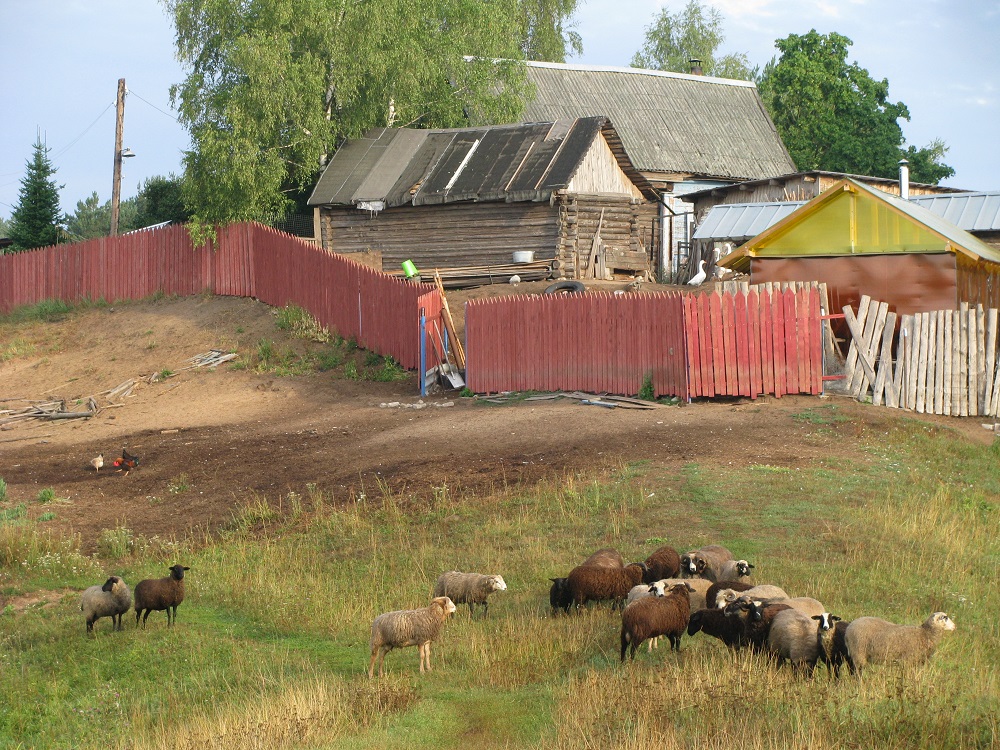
[844,295,872,390]
[892,316,909,409]
[784,290,799,393]
[959,302,969,417]
[969,306,979,415]
[748,289,761,398]
[843,305,878,387]
[772,289,786,397]
[977,305,987,414]
[924,312,937,414]
[853,301,887,399]
[872,312,897,406]
[934,310,946,415]
[735,290,750,397]
[915,312,929,413]
[710,292,725,396]
[760,289,775,396]
[724,292,738,395]
[990,343,1000,418]
[984,308,999,416]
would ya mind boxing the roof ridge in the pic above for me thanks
[526,59,757,89]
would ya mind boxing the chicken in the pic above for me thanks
[113,447,140,476]
[90,453,104,473]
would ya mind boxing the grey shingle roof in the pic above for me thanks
[308,117,655,208]
[908,192,1000,232]
[523,62,795,181]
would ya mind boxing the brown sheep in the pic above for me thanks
[680,545,734,580]
[368,596,457,678]
[581,547,625,569]
[705,579,754,609]
[724,597,793,652]
[620,582,693,660]
[567,562,647,611]
[687,607,745,648]
[133,564,189,629]
[813,613,849,678]
[642,545,681,582]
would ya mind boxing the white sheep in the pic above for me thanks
[844,612,956,675]
[713,559,755,583]
[369,596,457,678]
[715,585,789,609]
[652,578,712,612]
[432,571,507,618]
[80,575,132,634]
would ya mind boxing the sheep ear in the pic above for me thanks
[811,615,822,621]
[832,615,842,622]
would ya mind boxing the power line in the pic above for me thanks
[52,102,116,159]
[128,89,181,122]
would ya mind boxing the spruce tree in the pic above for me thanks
[9,136,65,251]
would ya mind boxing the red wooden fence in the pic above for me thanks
[0,223,435,370]
[466,287,822,399]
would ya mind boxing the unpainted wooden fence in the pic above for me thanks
[465,285,823,399]
[0,223,436,370]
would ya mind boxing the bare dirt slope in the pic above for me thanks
[1,295,988,551]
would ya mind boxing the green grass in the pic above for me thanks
[0,416,997,749]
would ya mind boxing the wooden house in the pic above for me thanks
[718,178,1000,315]
[307,117,660,280]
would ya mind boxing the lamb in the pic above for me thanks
[626,580,667,606]
[687,607,745,649]
[621,582,693,660]
[368,596,457,678]
[566,562,647,610]
[767,608,822,676]
[642,545,681,582]
[80,575,131,634]
[581,547,625,569]
[680,545,733,580]
[433,571,507,618]
[813,613,849,678]
[843,612,956,675]
[133,564,189,629]
[706,579,754,609]
[715,585,789,609]
[713,559,755,583]
[549,577,573,615]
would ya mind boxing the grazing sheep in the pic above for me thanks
[776,597,826,618]
[581,547,626,569]
[813,613,849,678]
[549,577,573,615]
[706,579,754,609]
[80,576,131,634]
[368,596,457,678]
[767,608,821,676]
[844,612,956,675]
[652,577,712,611]
[715,585,789,609]
[133,564,189,629]
[680,545,733,580]
[643,545,681,582]
[433,571,507,618]
[713,559,755,583]
[687,607,745,648]
[724,598,793,652]
[621,583,693,660]
[626,581,667,606]
[567,562,647,611]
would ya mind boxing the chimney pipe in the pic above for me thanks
[689,59,703,76]
[899,159,910,201]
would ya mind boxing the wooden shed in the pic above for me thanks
[719,178,1000,315]
[307,117,659,281]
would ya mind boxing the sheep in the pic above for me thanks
[767,608,822,676]
[843,612,956,675]
[581,547,626,569]
[549,577,573,615]
[714,585,789,609]
[626,581,667,606]
[713,559,755,583]
[80,575,131,634]
[687,607,745,649]
[566,562,647,611]
[775,596,826,618]
[706,579,754,609]
[368,596,457,678]
[433,571,507,618]
[680,545,733,580]
[642,545,681,582]
[723,597,793,652]
[651,577,712,611]
[621,582,693,660]
[813,613,849,678]
[133,564,189,629]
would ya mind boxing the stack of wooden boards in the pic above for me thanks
[843,295,1000,417]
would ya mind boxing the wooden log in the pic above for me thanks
[854,301,888,399]
[433,271,466,370]
[944,309,954,416]
[843,305,878,387]
[984,308,999,416]
[873,312,897,406]
[959,302,969,417]
[892,316,910,409]
[977,304,987,413]
[935,309,946,415]
[844,295,871,390]
[915,312,928,413]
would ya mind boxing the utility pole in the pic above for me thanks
[110,78,126,236]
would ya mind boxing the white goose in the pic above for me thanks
[686,259,707,286]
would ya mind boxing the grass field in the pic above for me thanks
[1,407,998,749]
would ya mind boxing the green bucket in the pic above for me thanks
[401,259,419,278]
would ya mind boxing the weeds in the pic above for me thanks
[0,477,7,502]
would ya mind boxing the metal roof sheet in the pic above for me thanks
[693,201,806,240]
[523,61,795,181]
[908,192,1000,232]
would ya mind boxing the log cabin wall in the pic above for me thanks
[956,255,1000,312]
[556,193,659,279]
[319,201,560,271]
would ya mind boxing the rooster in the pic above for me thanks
[113,447,140,476]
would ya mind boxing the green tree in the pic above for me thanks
[0,215,10,239]
[520,0,582,62]
[132,173,191,228]
[631,0,755,80]
[8,137,65,251]
[164,0,571,231]
[902,138,956,185]
[66,192,111,240]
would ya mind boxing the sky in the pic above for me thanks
[1,0,998,223]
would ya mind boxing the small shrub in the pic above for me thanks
[316,348,344,371]
[96,525,134,559]
[0,477,7,502]
[364,350,383,367]
[167,475,190,495]
[638,372,654,401]
[36,488,56,504]
[0,503,27,523]
[38,512,56,522]
[344,360,359,380]
[460,387,475,398]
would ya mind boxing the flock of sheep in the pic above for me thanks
[79,564,189,633]
[368,544,956,678]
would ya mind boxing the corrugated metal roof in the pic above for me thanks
[693,201,806,240]
[908,192,1000,232]
[308,117,656,208]
[523,61,795,181]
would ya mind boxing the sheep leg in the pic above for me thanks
[425,641,433,672]
[368,648,379,679]
[482,601,489,618]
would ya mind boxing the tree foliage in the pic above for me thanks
[757,30,953,182]
[133,174,191,227]
[164,0,578,229]
[520,0,582,62]
[8,137,65,252]
[631,0,755,80]
[66,192,112,241]
[902,138,956,185]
